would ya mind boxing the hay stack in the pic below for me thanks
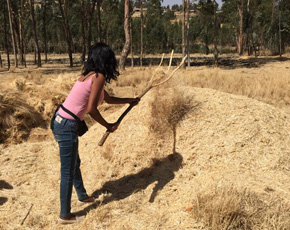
[0,91,46,144]
[0,86,290,229]
[78,86,290,229]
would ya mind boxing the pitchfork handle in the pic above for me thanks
[98,85,152,146]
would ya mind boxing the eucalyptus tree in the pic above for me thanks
[58,0,73,67]
[2,0,10,69]
[119,0,131,70]
[144,0,167,53]
[213,0,218,65]
[29,0,41,67]
[6,0,18,67]
[196,0,215,55]
[221,0,246,55]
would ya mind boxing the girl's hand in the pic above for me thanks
[129,97,140,106]
[106,122,119,132]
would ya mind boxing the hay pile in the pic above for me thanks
[0,91,46,144]
[0,85,290,229]
[0,72,76,144]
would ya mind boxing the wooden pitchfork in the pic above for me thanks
[98,52,187,146]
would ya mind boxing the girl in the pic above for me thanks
[51,43,139,224]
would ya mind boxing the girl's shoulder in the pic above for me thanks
[91,72,106,82]
[78,71,102,82]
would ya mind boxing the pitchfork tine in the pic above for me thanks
[153,55,187,87]
[168,50,174,71]
[159,53,165,66]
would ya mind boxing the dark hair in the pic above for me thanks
[82,43,119,83]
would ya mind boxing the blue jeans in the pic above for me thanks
[52,113,88,217]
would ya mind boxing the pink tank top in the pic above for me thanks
[58,76,104,121]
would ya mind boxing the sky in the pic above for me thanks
[161,0,223,8]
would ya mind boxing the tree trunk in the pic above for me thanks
[97,0,102,42]
[87,0,97,55]
[182,0,186,68]
[3,0,10,69]
[58,0,73,67]
[34,48,37,64]
[278,9,282,57]
[271,0,275,25]
[29,0,41,67]
[213,0,218,66]
[247,0,257,57]
[12,3,21,65]
[6,0,18,67]
[186,0,190,67]
[130,18,133,67]
[140,0,143,67]
[19,0,26,66]
[119,0,131,70]
[42,0,48,63]
[80,0,86,63]
[238,0,244,55]
[205,26,209,55]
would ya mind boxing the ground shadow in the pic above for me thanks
[75,98,198,216]
[0,180,13,206]
[75,152,183,216]
[93,152,183,203]
[2,56,289,74]
[125,56,290,69]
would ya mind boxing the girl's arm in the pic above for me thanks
[104,90,140,105]
[87,74,118,132]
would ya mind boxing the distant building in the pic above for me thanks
[132,7,148,18]
[174,10,197,22]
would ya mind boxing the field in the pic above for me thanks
[0,54,290,229]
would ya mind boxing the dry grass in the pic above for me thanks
[115,67,151,88]
[115,59,290,112]
[149,85,192,136]
[0,90,45,144]
[193,185,290,230]
[0,56,290,229]
[178,63,290,109]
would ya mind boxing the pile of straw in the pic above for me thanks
[0,72,290,229]
[0,91,45,144]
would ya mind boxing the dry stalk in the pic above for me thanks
[20,204,33,225]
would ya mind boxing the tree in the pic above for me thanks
[144,0,167,53]
[3,0,10,69]
[6,0,18,67]
[140,0,144,66]
[41,0,48,63]
[182,0,186,68]
[186,0,190,67]
[80,0,86,62]
[18,0,26,66]
[86,0,97,54]
[96,0,103,42]
[58,0,73,67]
[213,0,219,65]
[238,0,244,55]
[29,0,41,67]
[197,0,215,55]
[119,0,131,70]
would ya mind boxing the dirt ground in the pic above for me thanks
[0,55,290,229]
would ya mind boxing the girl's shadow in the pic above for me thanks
[75,152,183,215]
[75,99,197,216]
